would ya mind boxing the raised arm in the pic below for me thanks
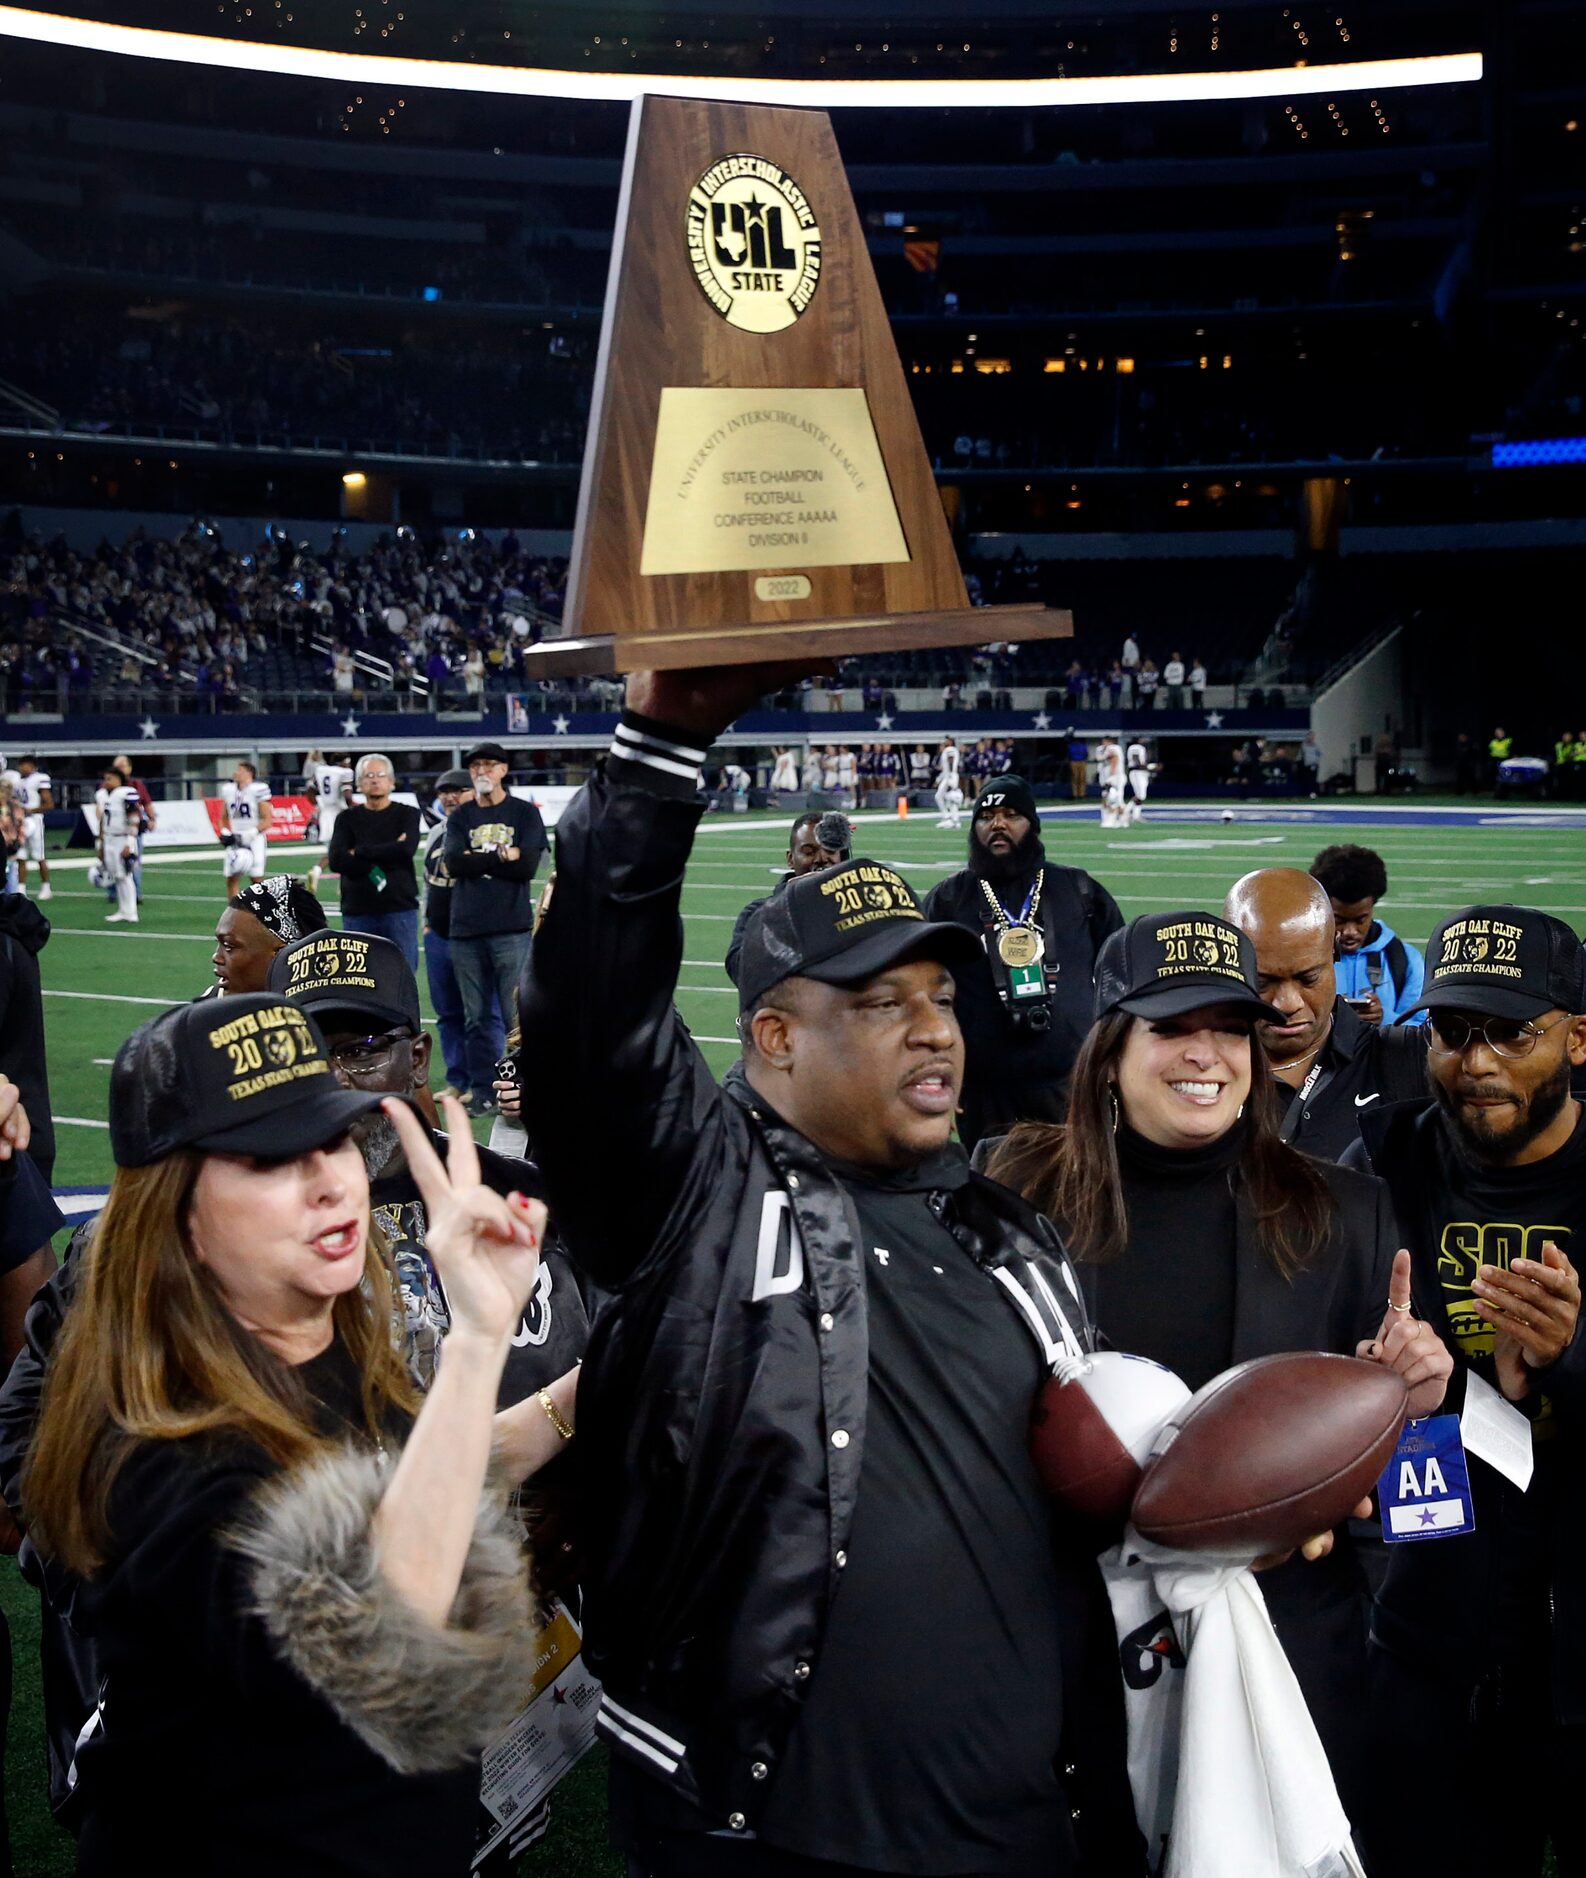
[518,664,818,1288]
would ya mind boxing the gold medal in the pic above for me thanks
[998,926,1043,968]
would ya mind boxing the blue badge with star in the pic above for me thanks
[1378,1415,1475,1543]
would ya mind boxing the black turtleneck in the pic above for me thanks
[1093,1119,1245,1393]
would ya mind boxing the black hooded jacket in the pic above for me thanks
[516,744,1133,1853]
[0,891,53,1182]
[923,844,1123,1150]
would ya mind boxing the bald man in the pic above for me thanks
[1226,867,1431,1160]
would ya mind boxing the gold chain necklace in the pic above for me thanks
[980,872,1045,968]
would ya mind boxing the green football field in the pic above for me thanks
[4,800,1584,1875]
[33,801,1586,1193]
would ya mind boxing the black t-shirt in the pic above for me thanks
[1377,1102,1586,1668]
[1272,1000,1430,1163]
[328,803,423,915]
[759,1151,1075,1877]
[76,1338,479,1878]
[1092,1121,1243,1393]
[441,796,547,939]
[1420,1101,1586,1397]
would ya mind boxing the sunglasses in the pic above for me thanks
[1426,1011,1572,1061]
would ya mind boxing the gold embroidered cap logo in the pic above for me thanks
[1150,917,1246,983]
[819,863,921,936]
[206,1003,330,1102]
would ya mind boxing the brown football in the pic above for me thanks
[1029,1351,1192,1541]
[1130,1352,1408,1555]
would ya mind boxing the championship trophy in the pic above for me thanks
[523,94,1070,674]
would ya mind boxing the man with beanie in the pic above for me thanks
[443,742,547,1114]
[924,777,1123,1151]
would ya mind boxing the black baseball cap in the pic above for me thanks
[436,767,471,791]
[735,857,980,1012]
[1094,911,1284,1023]
[110,995,385,1167]
[464,740,510,767]
[1406,905,1585,1021]
[267,930,422,1035]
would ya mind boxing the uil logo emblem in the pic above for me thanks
[686,154,823,333]
[1463,936,1490,964]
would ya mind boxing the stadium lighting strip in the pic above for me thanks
[1491,437,1586,467]
[0,7,1482,109]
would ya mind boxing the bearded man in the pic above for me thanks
[923,776,1123,1151]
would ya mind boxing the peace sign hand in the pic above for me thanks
[381,1095,545,1351]
[1356,1248,1454,1420]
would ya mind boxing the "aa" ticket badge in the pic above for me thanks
[1378,1414,1475,1544]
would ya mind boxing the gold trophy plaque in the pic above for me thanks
[524,95,1070,675]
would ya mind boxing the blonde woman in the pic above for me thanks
[25,994,550,1875]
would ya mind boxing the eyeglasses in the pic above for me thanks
[1426,1011,1572,1060]
[327,1030,415,1075]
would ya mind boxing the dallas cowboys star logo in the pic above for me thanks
[138,717,160,740]
[552,714,570,735]
[875,712,893,731]
[1033,711,1051,730]
[1205,712,1224,729]
[341,714,361,736]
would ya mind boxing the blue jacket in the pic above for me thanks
[1335,919,1425,1025]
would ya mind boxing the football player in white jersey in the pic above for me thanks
[311,754,354,842]
[95,765,143,923]
[14,755,53,899]
[220,759,273,898]
[1126,737,1153,823]
[935,740,965,828]
[1095,736,1128,828]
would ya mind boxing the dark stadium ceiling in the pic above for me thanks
[0,1,1487,81]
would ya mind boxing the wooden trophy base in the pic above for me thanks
[520,603,1070,678]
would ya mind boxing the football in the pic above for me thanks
[1029,1351,1191,1539]
[1130,1352,1408,1555]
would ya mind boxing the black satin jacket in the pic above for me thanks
[518,742,1098,1841]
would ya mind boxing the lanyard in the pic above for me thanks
[980,874,1042,931]
[1279,1057,1335,1142]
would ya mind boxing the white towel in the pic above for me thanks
[1103,1533,1365,1877]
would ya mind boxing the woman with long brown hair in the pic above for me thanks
[24,992,549,1876]
[989,910,1452,1865]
